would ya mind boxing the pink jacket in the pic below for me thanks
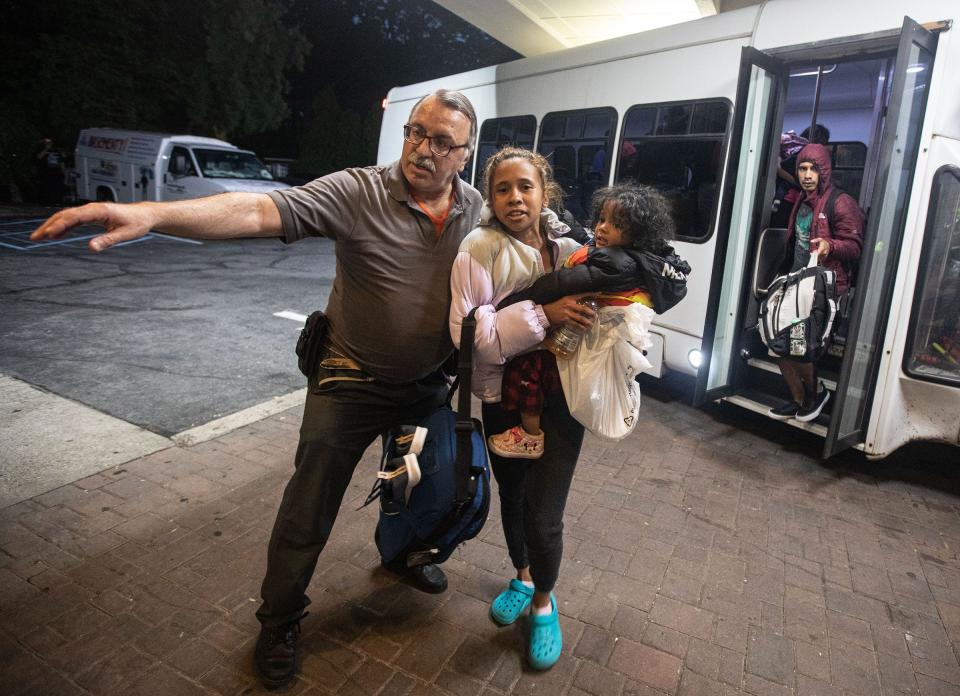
[449,209,580,402]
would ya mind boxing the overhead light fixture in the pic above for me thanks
[906,64,926,73]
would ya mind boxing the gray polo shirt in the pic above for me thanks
[267,161,482,383]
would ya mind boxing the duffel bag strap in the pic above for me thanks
[454,308,480,504]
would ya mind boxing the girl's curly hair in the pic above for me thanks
[589,183,675,254]
[482,147,563,208]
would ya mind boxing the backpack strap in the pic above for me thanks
[454,308,479,504]
[823,186,843,231]
[405,309,482,565]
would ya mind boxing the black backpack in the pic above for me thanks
[370,309,491,568]
[759,259,838,362]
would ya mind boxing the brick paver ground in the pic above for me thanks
[2,386,959,695]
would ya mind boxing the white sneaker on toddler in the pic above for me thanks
[488,426,544,459]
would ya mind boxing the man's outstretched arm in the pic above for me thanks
[30,192,282,252]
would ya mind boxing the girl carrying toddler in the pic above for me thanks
[489,182,688,458]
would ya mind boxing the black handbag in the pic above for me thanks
[295,310,329,377]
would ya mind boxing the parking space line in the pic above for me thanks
[274,310,308,323]
[0,217,46,226]
[149,232,204,245]
[10,234,100,250]
[112,237,151,248]
[0,229,206,251]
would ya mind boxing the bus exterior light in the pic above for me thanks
[688,349,704,369]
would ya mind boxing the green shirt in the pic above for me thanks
[791,202,813,272]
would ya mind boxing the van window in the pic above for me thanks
[615,99,731,243]
[537,107,617,222]
[468,115,536,187]
[193,149,273,180]
[169,146,197,177]
[905,166,960,386]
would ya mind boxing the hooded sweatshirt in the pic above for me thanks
[786,143,864,294]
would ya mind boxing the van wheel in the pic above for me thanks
[95,187,115,202]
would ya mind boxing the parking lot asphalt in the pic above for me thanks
[1,211,335,436]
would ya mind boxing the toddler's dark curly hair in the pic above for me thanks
[589,183,675,255]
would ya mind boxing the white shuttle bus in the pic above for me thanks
[75,128,289,204]
[378,0,960,459]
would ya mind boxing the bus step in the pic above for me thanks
[746,358,838,392]
[722,388,829,436]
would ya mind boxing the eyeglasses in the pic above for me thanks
[403,124,469,158]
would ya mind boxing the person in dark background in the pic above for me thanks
[35,138,64,206]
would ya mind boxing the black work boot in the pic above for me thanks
[254,612,307,690]
[381,558,448,594]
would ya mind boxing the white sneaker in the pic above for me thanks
[488,426,544,459]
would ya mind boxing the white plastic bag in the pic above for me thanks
[556,303,654,441]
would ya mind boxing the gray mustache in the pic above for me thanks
[407,153,436,172]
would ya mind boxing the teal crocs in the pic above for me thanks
[527,594,562,670]
[490,578,534,625]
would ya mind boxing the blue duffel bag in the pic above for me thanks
[371,309,491,568]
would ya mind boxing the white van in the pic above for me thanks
[74,128,290,203]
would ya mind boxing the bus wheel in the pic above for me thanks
[95,187,115,202]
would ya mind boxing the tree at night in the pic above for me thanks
[1,0,517,200]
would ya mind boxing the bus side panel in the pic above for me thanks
[929,17,960,141]
[867,135,960,457]
[754,0,958,52]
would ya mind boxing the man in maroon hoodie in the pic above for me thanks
[768,143,864,423]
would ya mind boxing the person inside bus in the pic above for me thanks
[450,147,599,670]
[769,142,864,422]
[31,89,484,691]
[771,123,830,228]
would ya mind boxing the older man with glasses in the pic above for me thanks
[31,89,482,689]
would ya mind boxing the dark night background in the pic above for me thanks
[1,0,519,202]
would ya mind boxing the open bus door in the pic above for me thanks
[823,17,938,457]
[696,19,938,458]
[694,47,786,405]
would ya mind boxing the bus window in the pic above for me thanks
[905,166,960,386]
[615,99,731,242]
[538,108,617,222]
[656,104,692,135]
[624,107,656,138]
[465,115,537,186]
[828,141,867,200]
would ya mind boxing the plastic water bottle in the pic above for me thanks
[544,297,600,360]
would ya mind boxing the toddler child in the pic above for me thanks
[488,183,689,458]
